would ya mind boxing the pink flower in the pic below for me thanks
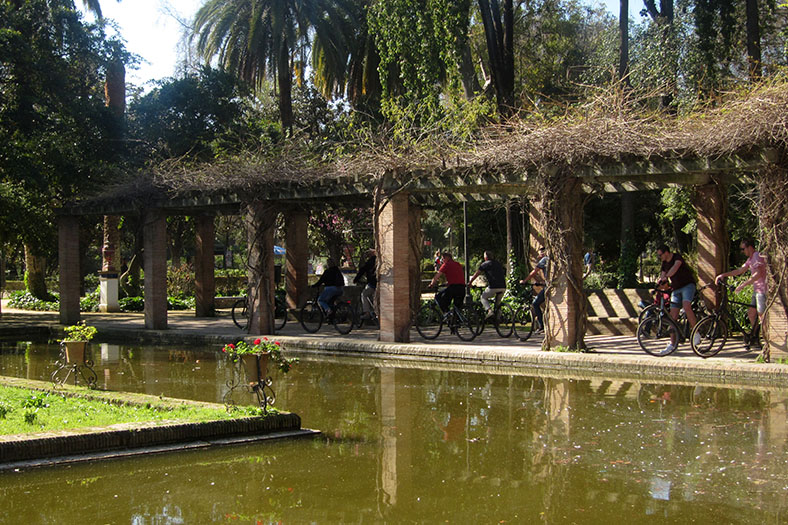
[253,338,261,345]
[263,337,269,341]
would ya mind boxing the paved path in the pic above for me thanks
[1,302,785,388]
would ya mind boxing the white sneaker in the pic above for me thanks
[663,343,676,354]
[692,332,701,347]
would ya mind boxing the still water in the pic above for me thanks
[1,340,788,523]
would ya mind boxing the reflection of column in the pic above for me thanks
[100,343,121,363]
[379,367,412,506]
[544,379,571,439]
[767,392,788,452]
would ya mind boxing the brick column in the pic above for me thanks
[285,210,309,309]
[246,202,276,335]
[528,198,546,266]
[694,179,728,309]
[533,175,586,350]
[766,295,788,359]
[143,209,168,329]
[378,192,412,342]
[194,213,216,317]
[58,215,81,325]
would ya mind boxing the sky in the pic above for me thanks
[82,0,640,88]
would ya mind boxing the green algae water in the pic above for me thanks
[2,340,788,523]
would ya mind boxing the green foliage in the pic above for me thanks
[119,296,145,312]
[63,321,97,342]
[222,337,298,373]
[617,237,639,288]
[80,287,100,312]
[0,402,9,419]
[167,262,195,299]
[7,290,58,311]
[0,0,129,258]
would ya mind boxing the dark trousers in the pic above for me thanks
[436,284,466,313]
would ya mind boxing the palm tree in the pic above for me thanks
[191,0,352,135]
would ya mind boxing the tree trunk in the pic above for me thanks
[619,193,636,287]
[459,41,481,99]
[619,0,630,84]
[277,42,294,136]
[477,0,515,116]
[24,244,48,299]
[746,0,762,82]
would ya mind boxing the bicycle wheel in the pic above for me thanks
[494,304,514,338]
[299,302,323,333]
[454,307,479,342]
[636,312,680,357]
[514,306,535,341]
[274,297,287,331]
[471,302,486,336]
[332,301,355,335]
[415,301,443,339]
[232,299,248,330]
[691,315,728,358]
[638,304,658,325]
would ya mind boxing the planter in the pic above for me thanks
[64,341,87,364]
[241,353,270,386]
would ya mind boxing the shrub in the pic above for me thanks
[168,262,195,298]
[7,290,59,311]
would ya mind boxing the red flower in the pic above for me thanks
[275,341,281,346]
[263,337,269,341]
[228,343,235,349]
[253,338,261,345]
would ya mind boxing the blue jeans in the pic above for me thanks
[533,288,545,330]
[318,286,343,313]
[670,283,696,308]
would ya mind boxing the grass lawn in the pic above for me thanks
[0,385,261,436]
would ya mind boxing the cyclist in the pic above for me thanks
[429,251,466,313]
[468,250,506,319]
[520,247,549,333]
[312,258,345,316]
[353,249,377,320]
[656,244,701,352]
[714,237,767,346]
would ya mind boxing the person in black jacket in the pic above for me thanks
[314,258,345,314]
[353,249,377,320]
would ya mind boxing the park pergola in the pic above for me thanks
[56,83,788,357]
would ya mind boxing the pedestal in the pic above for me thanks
[99,273,120,313]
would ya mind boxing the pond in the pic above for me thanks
[1,340,787,523]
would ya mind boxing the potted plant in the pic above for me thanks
[222,337,296,386]
[62,321,98,364]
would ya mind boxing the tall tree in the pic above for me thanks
[746,0,762,81]
[191,0,352,136]
[0,0,126,298]
[477,0,514,116]
[642,0,675,109]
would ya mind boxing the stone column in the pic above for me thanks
[58,215,81,325]
[246,202,276,335]
[694,179,728,309]
[194,214,216,317]
[143,209,168,329]
[285,210,309,310]
[99,215,121,312]
[378,192,413,342]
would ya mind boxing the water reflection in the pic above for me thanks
[1,341,788,522]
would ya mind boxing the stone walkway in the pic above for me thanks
[1,302,785,388]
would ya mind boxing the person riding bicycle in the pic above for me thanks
[520,247,549,333]
[657,244,700,352]
[468,250,506,319]
[313,258,345,316]
[353,249,377,320]
[429,252,466,314]
[714,237,767,346]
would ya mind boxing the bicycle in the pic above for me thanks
[690,280,761,358]
[299,286,356,335]
[352,281,379,329]
[512,283,545,342]
[232,295,288,332]
[413,286,481,341]
[635,284,709,357]
[470,290,514,338]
